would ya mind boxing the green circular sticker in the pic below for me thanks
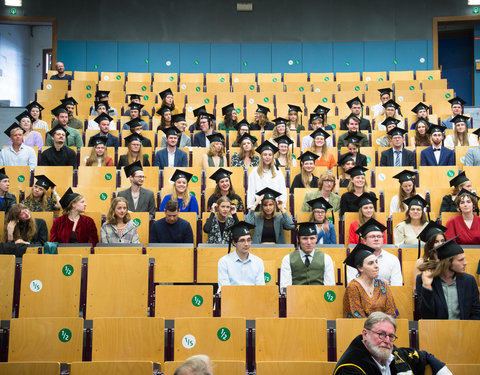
[86,93,92,98]
[220,77,225,82]
[249,85,255,90]
[191,191,196,197]
[194,60,199,65]
[273,78,277,82]
[195,86,201,92]
[345,61,350,67]
[474,6,480,14]
[143,95,149,100]
[104,173,112,180]
[17,175,25,183]
[62,264,74,277]
[292,154,296,159]
[447,170,455,177]
[295,59,300,65]
[93,64,98,69]
[86,85,91,90]
[204,99,210,104]
[141,86,147,91]
[58,328,72,343]
[116,75,121,80]
[243,61,248,67]
[409,86,414,91]
[445,93,451,99]
[192,295,203,306]
[263,97,269,102]
[299,86,304,92]
[133,218,141,226]
[236,108,241,114]
[145,58,149,64]
[169,76,174,81]
[324,77,329,81]
[379,78,384,81]
[354,86,360,91]
[331,124,336,129]
[264,272,272,283]
[217,327,231,341]
[393,59,398,65]
[428,76,433,80]
[324,290,336,302]
[99,193,107,201]
[366,156,371,163]
[322,97,328,103]
[191,176,199,183]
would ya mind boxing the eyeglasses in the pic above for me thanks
[236,238,252,244]
[366,235,384,239]
[135,176,146,179]
[367,329,397,342]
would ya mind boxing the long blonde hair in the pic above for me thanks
[453,123,469,146]
[397,180,417,213]
[274,149,293,168]
[4,203,36,242]
[86,145,110,166]
[300,160,315,188]
[309,139,329,159]
[238,139,256,159]
[358,205,376,226]
[106,197,131,224]
[25,186,49,211]
[347,176,369,193]
[172,180,191,209]
[127,142,144,165]
[206,142,225,157]
[257,152,277,178]
[256,113,269,129]
[272,124,293,139]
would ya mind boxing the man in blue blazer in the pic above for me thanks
[88,113,119,148]
[154,127,188,170]
[193,113,218,147]
[420,124,455,166]
[415,238,480,320]
[441,96,472,129]
[379,126,416,167]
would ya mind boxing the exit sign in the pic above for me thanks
[9,8,17,15]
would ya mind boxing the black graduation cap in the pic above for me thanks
[127,93,141,101]
[274,135,294,146]
[125,118,144,130]
[193,105,207,117]
[346,97,363,108]
[426,124,446,135]
[207,133,225,144]
[124,160,143,178]
[313,105,331,115]
[156,106,172,116]
[344,243,376,269]
[345,114,361,124]
[383,99,400,110]
[274,117,288,125]
[228,221,255,241]
[473,128,480,138]
[25,101,44,112]
[307,196,332,211]
[171,113,186,123]
[59,187,80,209]
[338,153,355,166]
[34,175,55,190]
[255,140,279,155]
[457,188,480,201]
[128,102,144,111]
[448,97,466,106]
[403,194,428,209]
[256,104,270,114]
[89,135,107,146]
[355,193,378,208]
[237,133,257,145]
[393,170,417,184]
[415,118,430,127]
[60,97,78,106]
[162,127,181,137]
[411,102,429,114]
[355,218,387,237]
[345,166,368,178]
[298,151,319,163]
[52,104,68,116]
[170,169,193,183]
[209,168,233,183]
[342,132,363,145]
[450,114,470,125]
[0,168,8,180]
[123,133,145,145]
[288,104,302,113]
[381,117,400,127]
[221,103,235,116]
[257,187,282,201]
[95,90,110,99]
[387,127,408,137]
[15,111,34,123]
[234,119,250,131]
[378,88,393,96]
[309,113,324,123]
[296,222,318,237]
[48,124,69,138]
[417,221,447,243]
[449,171,469,187]
[4,123,25,137]
[309,127,331,140]
[433,236,464,260]
[199,112,215,121]
[159,88,173,100]
[94,113,113,124]
[94,101,109,110]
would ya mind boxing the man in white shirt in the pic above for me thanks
[0,124,37,170]
[347,218,403,286]
[280,222,335,292]
[370,88,393,118]
[301,112,333,151]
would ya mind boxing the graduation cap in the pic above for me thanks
[234,119,250,131]
[274,117,288,125]
[355,218,387,237]
[124,160,143,178]
[393,170,417,184]
[343,132,363,145]
[457,188,480,201]
[338,153,355,166]
[25,101,44,112]
[237,133,257,145]
[257,187,282,201]
[307,196,333,211]
[383,99,400,110]
[125,118,144,130]
[127,93,142,101]
[255,140,279,155]
[221,103,235,116]
[296,222,318,237]
[450,114,470,125]
[156,106,172,116]
[199,112,215,121]
[60,97,78,106]
[123,133,145,145]
[298,151,319,163]
[52,104,68,116]
[48,124,69,138]
[128,102,144,111]
[426,124,446,135]
[209,168,233,183]
[171,113,186,123]
[433,236,464,260]
[59,187,80,209]
[193,105,207,117]
[313,105,331,115]
[162,127,181,137]
[411,102,429,114]
[288,104,302,113]
[95,90,110,99]
[309,127,331,140]
[345,114,361,124]
[89,135,107,146]
[228,221,255,243]
[274,135,294,146]
[4,123,25,137]
[256,104,270,114]
[33,175,55,190]
[0,168,8,181]
[94,101,109,110]
[449,171,469,187]
[448,97,466,106]
[170,169,193,183]
[387,127,408,138]
[403,194,428,209]
[159,88,173,100]
[346,97,363,108]
[355,193,378,208]
[94,113,113,124]
[345,165,368,178]
[15,111,34,123]
[473,128,480,138]
[344,243,376,269]
[415,118,430,127]
[309,113,324,123]
[206,133,225,144]
[378,88,393,96]
[381,117,400,127]
[417,221,447,243]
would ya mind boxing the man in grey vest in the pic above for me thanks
[280,222,335,293]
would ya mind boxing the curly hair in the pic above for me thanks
[106,197,131,224]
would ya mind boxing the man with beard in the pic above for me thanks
[334,311,452,375]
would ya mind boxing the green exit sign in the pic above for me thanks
[473,7,480,14]
[10,8,18,15]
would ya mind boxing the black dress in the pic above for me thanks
[117,154,151,169]
[290,174,319,193]
[440,194,457,214]
[340,191,377,217]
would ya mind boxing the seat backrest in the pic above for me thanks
[256,361,336,375]
[389,286,414,320]
[221,285,278,318]
[0,255,15,319]
[146,245,194,283]
[19,254,82,318]
[9,317,83,362]
[155,284,213,318]
[286,285,345,319]
[72,187,115,213]
[0,362,60,375]
[70,361,153,375]
[163,360,245,375]
[34,166,74,196]
[196,245,228,283]
[256,317,328,361]
[101,72,125,83]
[86,254,149,318]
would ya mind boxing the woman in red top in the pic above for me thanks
[446,190,480,245]
[50,188,99,246]
[348,193,387,245]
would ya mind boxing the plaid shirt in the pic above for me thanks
[100,220,140,244]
